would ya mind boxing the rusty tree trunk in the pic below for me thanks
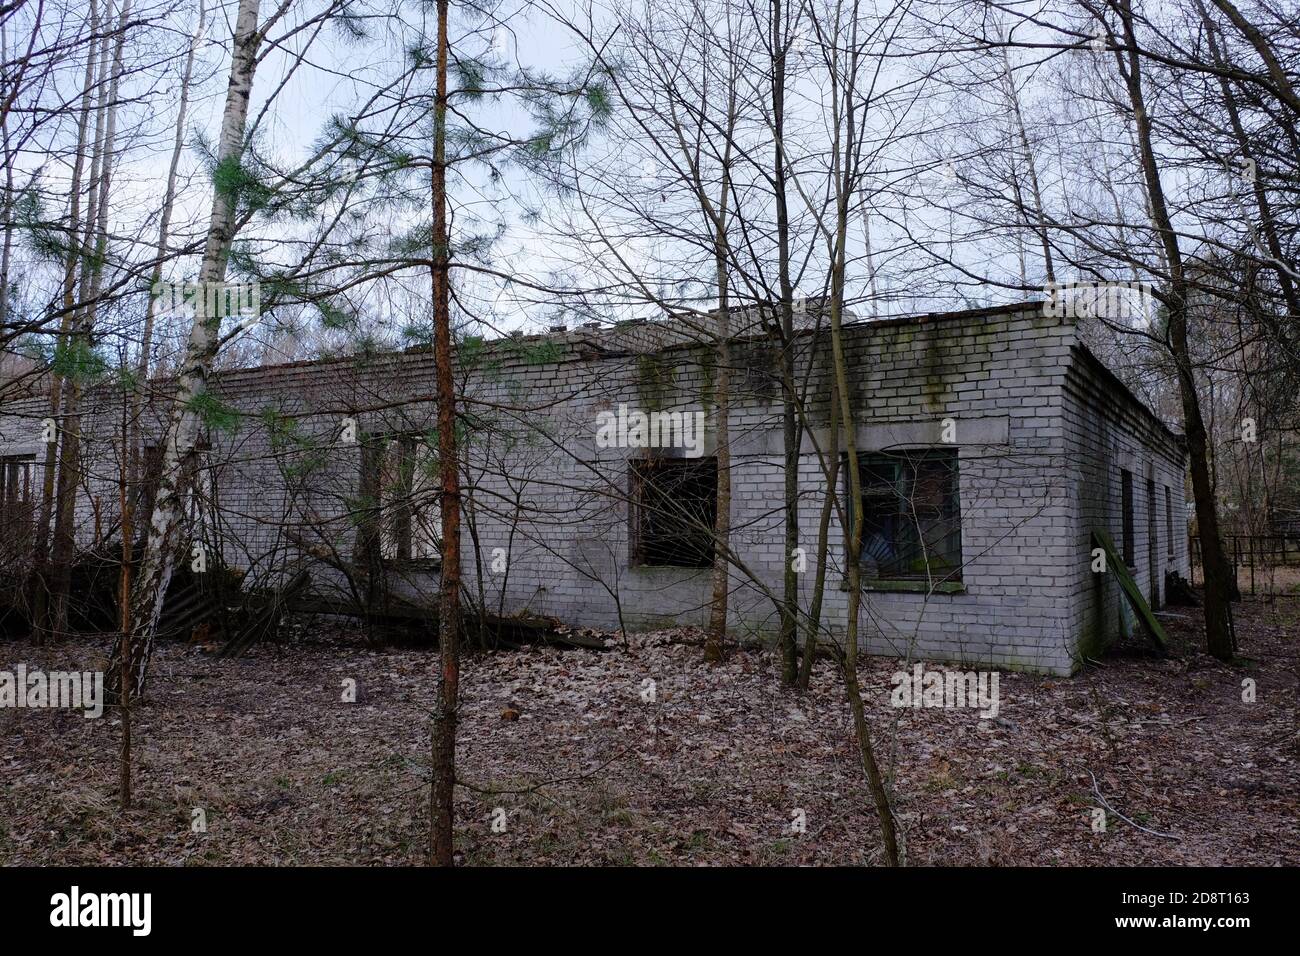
[428,0,460,867]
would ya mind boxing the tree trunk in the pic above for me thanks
[428,0,460,867]
[1208,0,1300,118]
[48,16,112,637]
[828,250,901,866]
[50,0,130,637]
[703,48,738,664]
[705,231,732,662]
[796,381,839,690]
[107,0,264,698]
[823,1,902,863]
[31,0,101,641]
[1001,41,1055,284]
[1197,0,1300,325]
[772,0,799,685]
[1115,0,1236,660]
[118,423,132,810]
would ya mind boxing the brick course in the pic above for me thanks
[0,302,1188,675]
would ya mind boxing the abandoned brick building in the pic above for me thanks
[0,301,1189,675]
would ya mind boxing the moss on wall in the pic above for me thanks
[636,354,676,411]
[920,327,956,415]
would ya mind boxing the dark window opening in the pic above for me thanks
[631,457,717,568]
[853,449,962,581]
[1147,477,1158,602]
[1165,486,1175,558]
[357,434,440,566]
[0,454,37,547]
[1120,469,1134,567]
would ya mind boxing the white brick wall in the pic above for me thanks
[0,302,1188,675]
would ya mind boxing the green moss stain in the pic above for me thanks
[1076,621,1106,661]
[920,328,952,415]
[636,354,676,411]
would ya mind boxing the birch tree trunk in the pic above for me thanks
[108,0,265,698]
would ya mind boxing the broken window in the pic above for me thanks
[358,434,440,565]
[0,454,36,543]
[630,457,717,568]
[1121,469,1134,567]
[854,449,962,581]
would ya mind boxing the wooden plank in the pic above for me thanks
[471,612,607,651]
[1092,529,1169,654]
[219,569,312,658]
[286,595,433,623]
[156,584,223,640]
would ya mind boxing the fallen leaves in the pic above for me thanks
[0,598,1296,865]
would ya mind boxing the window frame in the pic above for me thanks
[357,432,441,569]
[1165,486,1175,558]
[847,448,964,584]
[629,456,718,570]
[0,454,37,543]
[1121,468,1135,567]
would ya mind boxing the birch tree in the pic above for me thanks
[108,0,279,696]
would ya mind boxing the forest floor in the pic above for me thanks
[2,596,1297,866]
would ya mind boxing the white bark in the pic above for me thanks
[112,0,265,697]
